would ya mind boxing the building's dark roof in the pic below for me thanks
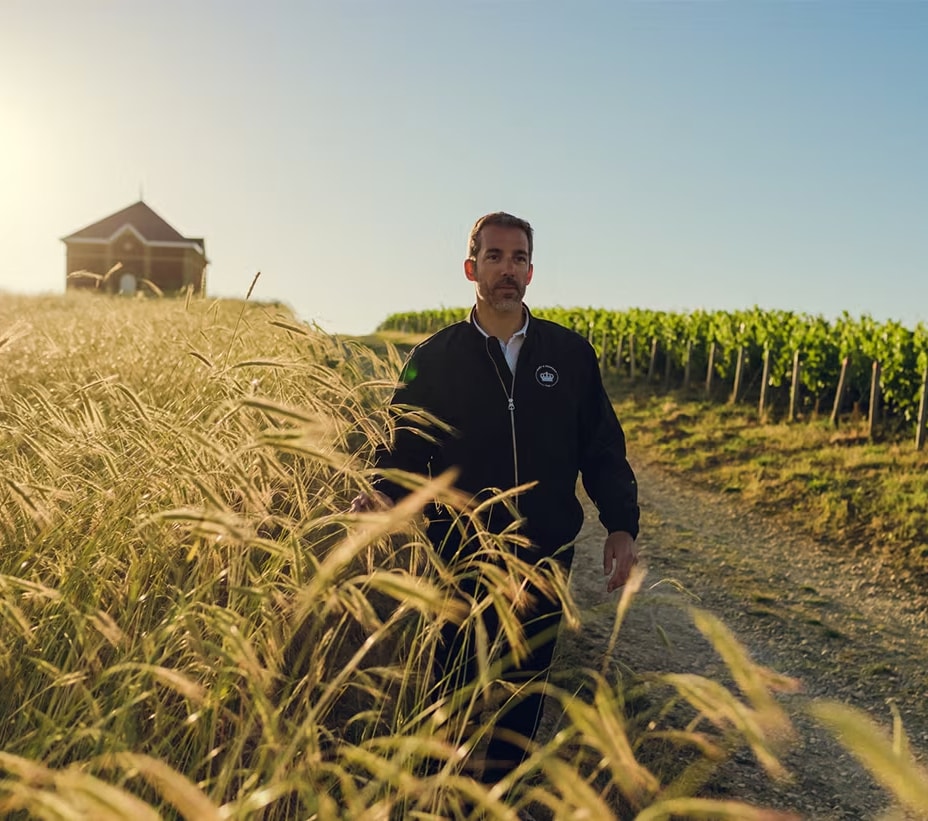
[62,201,201,246]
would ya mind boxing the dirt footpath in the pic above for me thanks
[555,459,928,820]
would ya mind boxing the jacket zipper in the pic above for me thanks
[485,338,520,489]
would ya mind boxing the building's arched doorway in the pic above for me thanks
[119,272,138,295]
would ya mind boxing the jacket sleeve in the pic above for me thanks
[371,347,443,503]
[578,345,640,539]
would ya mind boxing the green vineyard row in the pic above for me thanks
[378,307,928,422]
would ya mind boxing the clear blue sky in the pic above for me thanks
[2,1,926,335]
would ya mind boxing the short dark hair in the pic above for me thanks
[468,212,534,262]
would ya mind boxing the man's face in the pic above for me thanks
[464,225,534,312]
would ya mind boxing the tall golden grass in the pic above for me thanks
[0,292,923,819]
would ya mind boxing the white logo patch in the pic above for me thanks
[535,365,559,388]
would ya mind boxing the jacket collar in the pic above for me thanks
[468,304,532,340]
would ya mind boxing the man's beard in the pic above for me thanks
[489,280,524,312]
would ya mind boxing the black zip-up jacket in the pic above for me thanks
[374,308,639,557]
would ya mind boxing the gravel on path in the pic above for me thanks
[551,459,928,820]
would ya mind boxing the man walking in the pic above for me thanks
[355,212,639,783]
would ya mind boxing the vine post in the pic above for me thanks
[614,335,624,374]
[759,347,771,421]
[830,356,850,428]
[629,335,637,382]
[730,346,745,405]
[916,364,928,451]
[868,360,881,441]
[705,341,716,398]
[647,337,659,383]
[683,339,693,389]
[789,350,801,422]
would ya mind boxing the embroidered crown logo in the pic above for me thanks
[535,365,559,387]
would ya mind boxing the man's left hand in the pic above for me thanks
[603,531,639,593]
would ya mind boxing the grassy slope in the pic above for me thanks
[605,380,928,578]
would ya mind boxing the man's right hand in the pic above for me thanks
[603,530,639,593]
[348,490,394,513]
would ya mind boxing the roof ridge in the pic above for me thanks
[62,201,198,244]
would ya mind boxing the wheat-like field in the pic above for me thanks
[0,292,923,820]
